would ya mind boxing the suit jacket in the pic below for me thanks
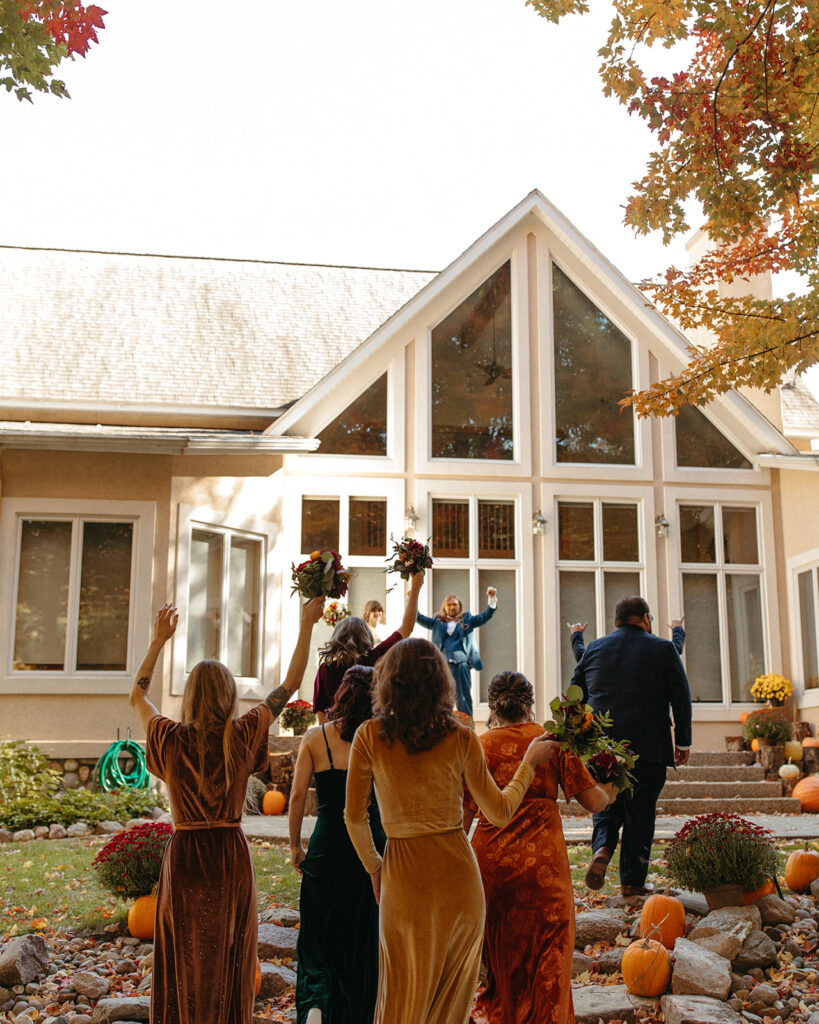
[570,624,692,766]
[416,605,496,671]
[571,626,685,663]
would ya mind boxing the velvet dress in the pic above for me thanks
[465,723,595,1024]
[345,720,535,1024]
[146,705,271,1024]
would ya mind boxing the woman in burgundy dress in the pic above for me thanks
[129,597,325,1024]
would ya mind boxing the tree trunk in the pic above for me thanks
[759,745,785,774]
[725,736,745,752]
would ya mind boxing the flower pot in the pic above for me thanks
[703,883,744,911]
[756,737,772,748]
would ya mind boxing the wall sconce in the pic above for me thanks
[531,510,548,536]
[655,514,670,540]
[404,506,419,536]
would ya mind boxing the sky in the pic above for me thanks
[3,0,817,396]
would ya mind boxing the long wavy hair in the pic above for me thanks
[361,600,384,624]
[326,665,375,743]
[318,616,374,669]
[180,660,239,796]
[487,671,535,728]
[373,638,457,754]
[437,593,463,621]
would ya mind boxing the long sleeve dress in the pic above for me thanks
[464,722,595,1024]
[146,705,271,1024]
[345,720,534,1024]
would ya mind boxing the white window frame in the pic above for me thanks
[788,546,819,710]
[173,504,277,699]
[0,498,155,695]
[664,487,778,719]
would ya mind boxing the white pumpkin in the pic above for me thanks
[780,762,800,781]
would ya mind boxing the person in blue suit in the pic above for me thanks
[416,588,497,717]
[569,596,692,897]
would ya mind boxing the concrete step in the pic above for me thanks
[667,764,764,782]
[561,795,801,817]
[687,751,755,766]
[660,780,784,799]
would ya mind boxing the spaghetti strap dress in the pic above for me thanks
[146,705,271,1024]
[295,724,386,1024]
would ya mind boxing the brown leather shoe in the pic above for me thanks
[620,882,656,897]
[584,846,611,890]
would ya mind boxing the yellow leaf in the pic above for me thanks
[615,933,631,946]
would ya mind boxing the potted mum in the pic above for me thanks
[743,707,792,748]
[92,820,173,938]
[750,673,793,707]
[280,699,316,736]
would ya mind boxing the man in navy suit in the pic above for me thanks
[569,596,692,896]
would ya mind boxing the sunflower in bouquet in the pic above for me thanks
[542,684,613,760]
[291,550,353,599]
[586,737,638,797]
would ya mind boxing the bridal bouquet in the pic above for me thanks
[543,684,613,760]
[323,600,350,627]
[291,550,353,599]
[586,738,638,796]
[385,536,433,580]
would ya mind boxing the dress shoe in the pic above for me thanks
[620,882,655,897]
[584,846,611,890]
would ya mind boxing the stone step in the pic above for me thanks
[687,750,755,766]
[660,780,783,799]
[667,764,765,782]
[562,795,801,817]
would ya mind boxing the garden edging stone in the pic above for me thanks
[662,994,744,1024]
[671,938,733,1000]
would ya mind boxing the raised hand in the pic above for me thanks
[154,604,178,645]
[302,596,326,625]
[566,621,588,634]
[523,735,560,767]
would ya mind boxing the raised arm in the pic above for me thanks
[289,729,317,872]
[669,618,686,654]
[416,611,436,630]
[262,597,325,722]
[129,604,177,733]
[567,622,588,664]
[397,570,425,638]
[466,587,498,629]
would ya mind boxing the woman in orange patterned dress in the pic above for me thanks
[463,672,617,1024]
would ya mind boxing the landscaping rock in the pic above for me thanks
[259,907,300,928]
[256,924,298,959]
[95,822,122,835]
[689,909,759,962]
[573,984,657,1023]
[258,963,296,998]
[33,826,49,840]
[71,972,109,1000]
[574,912,628,948]
[572,951,593,977]
[731,931,778,972]
[62,772,80,789]
[125,819,150,829]
[48,824,67,840]
[756,895,796,925]
[596,948,625,974]
[671,938,732,1000]
[747,984,778,1007]
[65,823,91,838]
[89,996,150,1022]
[0,828,12,842]
[0,987,9,1003]
[690,906,762,938]
[811,879,819,901]
[673,892,710,918]
[0,936,50,985]
[13,830,35,843]
[662,994,743,1024]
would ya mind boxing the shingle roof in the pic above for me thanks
[0,246,436,413]
[780,372,819,437]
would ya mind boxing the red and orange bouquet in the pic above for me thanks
[291,549,352,599]
[587,738,638,796]
[323,600,349,627]
[385,536,433,581]
[543,684,611,760]
[92,820,173,899]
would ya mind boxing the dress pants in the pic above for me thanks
[591,761,667,887]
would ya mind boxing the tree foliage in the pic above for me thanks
[1,0,105,101]
[527,0,819,414]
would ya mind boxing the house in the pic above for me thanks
[2,190,819,779]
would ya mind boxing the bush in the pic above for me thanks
[0,739,60,802]
[0,788,168,831]
[93,821,173,899]
[665,812,779,891]
[744,708,792,745]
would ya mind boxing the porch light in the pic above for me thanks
[404,506,419,535]
[655,514,670,539]
[531,510,548,536]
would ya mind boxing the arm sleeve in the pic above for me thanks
[313,666,330,714]
[571,631,586,664]
[236,704,273,773]
[465,604,496,630]
[416,612,436,630]
[462,730,534,827]
[368,631,403,663]
[667,644,693,748]
[146,715,176,781]
[559,750,597,802]
[672,626,685,654]
[571,657,588,703]
[345,724,383,875]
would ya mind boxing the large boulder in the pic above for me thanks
[731,930,778,972]
[755,894,796,925]
[573,984,657,1023]
[0,935,49,985]
[256,924,298,959]
[258,963,297,998]
[574,912,628,948]
[89,996,150,1023]
[572,951,593,977]
[688,908,760,962]
[671,938,732,1001]
[662,995,743,1024]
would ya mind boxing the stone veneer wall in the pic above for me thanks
[46,755,139,790]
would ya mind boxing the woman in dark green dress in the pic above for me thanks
[288,665,386,1024]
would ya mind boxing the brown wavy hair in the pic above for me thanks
[326,665,375,743]
[180,660,238,797]
[361,600,384,622]
[487,671,535,728]
[318,616,374,668]
[437,593,463,620]
[373,638,457,754]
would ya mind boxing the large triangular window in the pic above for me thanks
[675,405,751,469]
[316,373,387,456]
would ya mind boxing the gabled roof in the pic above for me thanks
[0,245,436,418]
[780,372,819,438]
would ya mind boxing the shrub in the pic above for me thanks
[665,812,779,892]
[0,788,168,831]
[93,821,173,899]
[0,739,60,802]
[280,700,316,734]
[744,708,792,745]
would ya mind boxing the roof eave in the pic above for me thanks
[0,430,318,456]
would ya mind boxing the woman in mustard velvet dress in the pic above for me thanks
[345,637,557,1024]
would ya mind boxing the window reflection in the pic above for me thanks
[301,499,340,553]
[317,374,387,456]
[675,405,751,469]
[680,506,716,563]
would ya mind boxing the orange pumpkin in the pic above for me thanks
[802,738,819,748]
[255,958,261,996]
[621,938,672,997]
[262,790,287,815]
[750,738,762,752]
[127,895,157,940]
[785,843,819,892]
[740,712,751,725]
[793,776,819,813]
[742,879,776,905]
[640,892,686,949]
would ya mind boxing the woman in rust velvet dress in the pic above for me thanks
[463,672,615,1024]
[129,598,325,1024]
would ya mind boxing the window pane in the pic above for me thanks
[798,570,819,690]
[301,498,339,553]
[349,498,387,556]
[346,567,388,628]
[682,574,722,701]
[76,522,133,671]
[675,405,751,469]
[14,520,72,670]
[603,571,641,634]
[723,507,758,565]
[680,506,716,563]
[553,264,635,464]
[559,570,596,690]
[558,503,594,561]
[188,529,223,670]
[431,262,513,460]
[602,504,639,562]
[478,569,516,704]
[432,500,470,558]
[226,537,261,678]
[726,574,765,702]
[478,501,515,559]
[317,374,387,456]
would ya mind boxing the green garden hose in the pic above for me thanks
[93,739,149,792]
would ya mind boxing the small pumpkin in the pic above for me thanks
[739,712,751,725]
[785,843,819,892]
[640,892,686,949]
[621,938,672,997]
[750,738,761,752]
[127,894,157,940]
[793,776,819,813]
[255,958,261,996]
[803,737,819,748]
[784,740,804,762]
[779,762,800,781]
[742,879,776,905]
[262,790,287,815]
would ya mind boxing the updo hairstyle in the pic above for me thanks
[487,671,535,727]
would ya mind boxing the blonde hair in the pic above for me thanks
[362,600,384,622]
[319,616,374,668]
[437,593,463,620]
[180,660,239,796]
